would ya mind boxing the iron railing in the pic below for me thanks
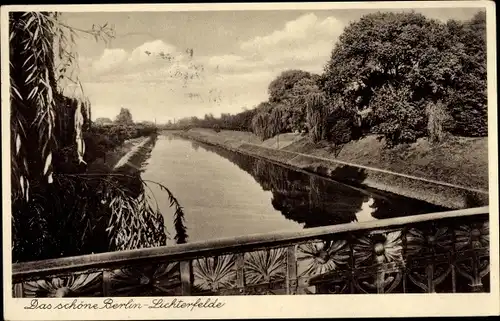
[12,206,489,297]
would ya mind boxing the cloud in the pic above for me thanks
[80,13,344,122]
[87,40,185,80]
[92,48,128,72]
[128,40,178,64]
[239,13,344,72]
[240,13,318,51]
[240,13,343,54]
[208,54,244,68]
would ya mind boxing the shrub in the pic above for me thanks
[306,93,328,143]
[325,107,360,146]
[426,100,450,143]
[251,111,273,140]
[370,85,427,147]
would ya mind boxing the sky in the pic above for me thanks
[61,7,483,123]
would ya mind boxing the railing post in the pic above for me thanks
[13,283,24,298]
[180,260,193,296]
[102,270,111,297]
[286,245,297,295]
[235,253,245,294]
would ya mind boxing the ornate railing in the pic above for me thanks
[12,206,489,297]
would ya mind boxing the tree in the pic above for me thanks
[115,107,134,125]
[267,70,322,133]
[95,117,113,125]
[306,93,328,143]
[442,11,487,136]
[370,84,427,147]
[268,70,318,104]
[10,12,185,262]
[252,111,272,140]
[285,77,322,133]
[322,11,487,146]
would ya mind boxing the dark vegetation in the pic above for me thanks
[10,12,185,263]
[163,11,487,149]
[10,10,487,263]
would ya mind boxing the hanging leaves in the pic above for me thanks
[43,152,52,175]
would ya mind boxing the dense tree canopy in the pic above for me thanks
[165,10,487,148]
[95,117,113,125]
[322,11,487,145]
[115,107,134,125]
[268,70,319,104]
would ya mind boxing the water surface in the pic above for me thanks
[142,134,447,243]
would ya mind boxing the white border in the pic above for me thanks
[2,2,499,319]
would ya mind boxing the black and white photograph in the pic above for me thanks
[2,1,499,319]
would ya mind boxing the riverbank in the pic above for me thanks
[114,134,157,172]
[170,128,489,209]
[86,136,152,173]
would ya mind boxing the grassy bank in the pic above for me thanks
[170,128,489,209]
[285,135,489,192]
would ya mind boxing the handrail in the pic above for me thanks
[12,206,489,281]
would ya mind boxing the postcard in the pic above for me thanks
[2,1,498,320]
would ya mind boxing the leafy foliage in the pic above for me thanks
[426,100,450,143]
[95,117,112,125]
[10,12,184,262]
[306,93,328,143]
[165,11,486,149]
[268,70,318,104]
[370,85,427,147]
[323,11,487,146]
[115,107,134,125]
[251,110,273,140]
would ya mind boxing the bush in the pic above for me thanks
[325,107,360,146]
[426,101,450,143]
[370,85,427,147]
[251,111,273,140]
[306,93,328,143]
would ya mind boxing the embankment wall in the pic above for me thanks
[173,130,489,209]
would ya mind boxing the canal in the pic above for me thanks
[141,134,448,243]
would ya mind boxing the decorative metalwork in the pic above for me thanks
[12,209,490,297]
[455,221,489,250]
[22,272,102,297]
[406,225,453,256]
[454,220,490,292]
[244,248,286,285]
[297,239,350,277]
[354,230,404,267]
[192,254,236,293]
[107,262,181,296]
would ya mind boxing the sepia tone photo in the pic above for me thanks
[2,1,498,319]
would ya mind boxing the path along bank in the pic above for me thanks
[171,128,489,209]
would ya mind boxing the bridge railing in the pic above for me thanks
[12,206,489,297]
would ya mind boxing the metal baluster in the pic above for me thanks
[180,260,193,296]
[102,270,111,297]
[470,252,484,292]
[426,265,435,293]
[235,253,245,294]
[286,245,297,295]
[13,283,24,298]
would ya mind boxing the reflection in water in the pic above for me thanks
[192,140,447,228]
[356,197,376,222]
